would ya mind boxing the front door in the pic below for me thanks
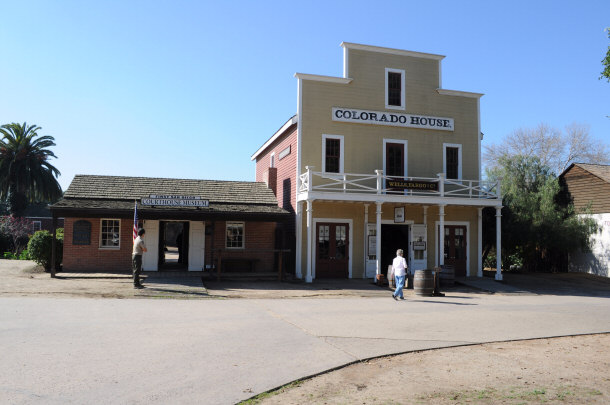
[443,225,467,276]
[316,223,349,278]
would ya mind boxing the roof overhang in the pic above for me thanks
[251,115,298,161]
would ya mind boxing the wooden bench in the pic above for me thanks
[220,258,260,273]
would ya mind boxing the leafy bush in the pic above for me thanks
[19,249,29,260]
[3,251,17,260]
[27,230,62,270]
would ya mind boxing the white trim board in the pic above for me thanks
[312,217,354,279]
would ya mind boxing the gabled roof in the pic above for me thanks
[52,175,290,219]
[63,175,279,205]
[251,115,297,161]
[560,163,610,184]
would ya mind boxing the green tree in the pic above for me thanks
[485,155,595,272]
[0,123,62,216]
[601,28,610,82]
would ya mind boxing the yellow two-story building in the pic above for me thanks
[252,42,503,282]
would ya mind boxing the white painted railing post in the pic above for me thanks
[343,173,347,192]
[375,170,383,195]
[496,177,502,199]
[437,173,445,197]
[306,166,314,192]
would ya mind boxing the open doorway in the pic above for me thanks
[381,224,409,277]
[158,221,189,270]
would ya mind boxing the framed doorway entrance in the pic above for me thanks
[381,224,409,277]
[315,222,350,278]
[440,225,467,277]
[159,221,189,270]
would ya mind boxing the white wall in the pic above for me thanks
[569,213,610,277]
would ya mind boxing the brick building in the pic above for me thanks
[51,175,290,275]
[252,42,503,282]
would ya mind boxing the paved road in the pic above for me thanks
[2,293,609,405]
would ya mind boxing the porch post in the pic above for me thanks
[375,201,382,278]
[50,216,57,278]
[295,201,303,279]
[364,204,369,277]
[477,207,483,277]
[305,199,313,283]
[495,206,503,281]
[438,204,445,267]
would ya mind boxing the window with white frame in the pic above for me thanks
[226,222,244,248]
[443,143,462,180]
[100,219,120,248]
[322,134,344,173]
[385,68,405,110]
[32,221,42,232]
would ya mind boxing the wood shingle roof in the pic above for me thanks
[52,175,290,220]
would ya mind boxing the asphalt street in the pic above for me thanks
[2,293,609,404]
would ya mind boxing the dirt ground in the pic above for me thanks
[250,334,610,405]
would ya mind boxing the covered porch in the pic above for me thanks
[296,167,503,282]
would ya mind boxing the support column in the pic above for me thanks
[423,205,428,225]
[305,200,313,283]
[477,207,483,277]
[375,202,382,278]
[364,204,369,277]
[295,201,303,279]
[50,216,57,278]
[495,206,503,281]
[438,205,445,267]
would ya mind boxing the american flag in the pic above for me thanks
[133,201,138,241]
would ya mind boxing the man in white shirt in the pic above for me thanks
[132,228,148,288]
[392,249,408,300]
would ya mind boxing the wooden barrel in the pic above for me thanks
[413,269,434,296]
[440,265,455,287]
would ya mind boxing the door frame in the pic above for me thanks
[313,218,353,279]
[434,220,470,275]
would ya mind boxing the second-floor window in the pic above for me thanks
[388,72,401,106]
[386,143,405,177]
[385,68,405,110]
[444,144,462,180]
[322,134,344,173]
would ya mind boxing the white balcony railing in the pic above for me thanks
[298,167,501,200]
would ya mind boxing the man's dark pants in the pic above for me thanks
[132,254,143,286]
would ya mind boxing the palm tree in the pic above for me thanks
[0,122,62,216]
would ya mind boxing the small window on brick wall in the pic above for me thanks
[32,221,42,232]
[100,219,120,248]
[73,220,92,245]
[226,222,244,249]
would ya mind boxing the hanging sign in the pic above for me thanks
[140,195,209,207]
[332,107,454,131]
[394,207,405,223]
[387,179,439,191]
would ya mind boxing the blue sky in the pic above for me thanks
[1,0,608,191]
